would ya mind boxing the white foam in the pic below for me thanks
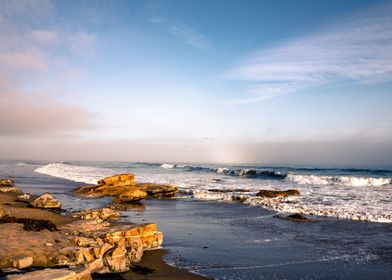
[34,163,112,184]
[287,173,392,187]
[161,163,177,169]
[34,162,392,223]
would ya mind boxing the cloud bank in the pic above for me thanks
[226,3,392,103]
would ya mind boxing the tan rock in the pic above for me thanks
[71,208,120,221]
[104,246,128,272]
[112,188,148,203]
[97,174,135,187]
[256,189,300,198]
[92,243,113,259]
[30,193,61,209]
[0,179,14,187]
[12,256,33,269]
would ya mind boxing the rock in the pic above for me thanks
[12,256,33,269]
[71,208,121,221]
[135,183,178,198]
[6,267,92,280]
[277,213,317,222]
[0,179,15,187]
[256,189,300,198]
[97,174,135,187]
[112,189,148,203]
[0,206,9,219]
[104,245,128,272]
[30,193,61,209]
[0,179,20,193]
[17,193,31,202]
[0,216,58,232]
[109,202,145,212]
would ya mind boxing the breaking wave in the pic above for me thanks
[287,174,392,187]
[34,162,392,223]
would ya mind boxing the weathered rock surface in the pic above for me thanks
[71,208,120,221]
[74,174,178,201]
[0,210,163,275]
[256,189,300,198]
[30,193,61,209]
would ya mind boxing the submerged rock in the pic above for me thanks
[30,193,61,209]
[277,213,317,222]
[256,189,300,198]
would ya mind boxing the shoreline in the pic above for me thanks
[0,188,211,280]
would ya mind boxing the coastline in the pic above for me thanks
[0,188,211,280]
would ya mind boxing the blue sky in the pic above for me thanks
[0,0,391,166]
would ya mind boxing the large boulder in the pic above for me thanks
[256,189,300,198]
[112,189,148,203]
[30,193,61,209]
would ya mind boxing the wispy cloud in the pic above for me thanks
[150,17,210,50]
[0,1,96,136]
[225,3,392,104]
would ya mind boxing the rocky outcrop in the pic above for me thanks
[0,179,20,193]
[30,193,61,209]
[71,208,121,221]
[0,207,163,275]
[74,174,178,202]
[256,189,300,198]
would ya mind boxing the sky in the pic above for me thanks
[0,0,392,167]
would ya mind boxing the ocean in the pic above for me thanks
[1,160,392,279]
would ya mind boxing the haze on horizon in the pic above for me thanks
[0,0,392,168]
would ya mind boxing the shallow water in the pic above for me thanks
[1,160,392,280]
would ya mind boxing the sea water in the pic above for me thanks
[1,160,392,279]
